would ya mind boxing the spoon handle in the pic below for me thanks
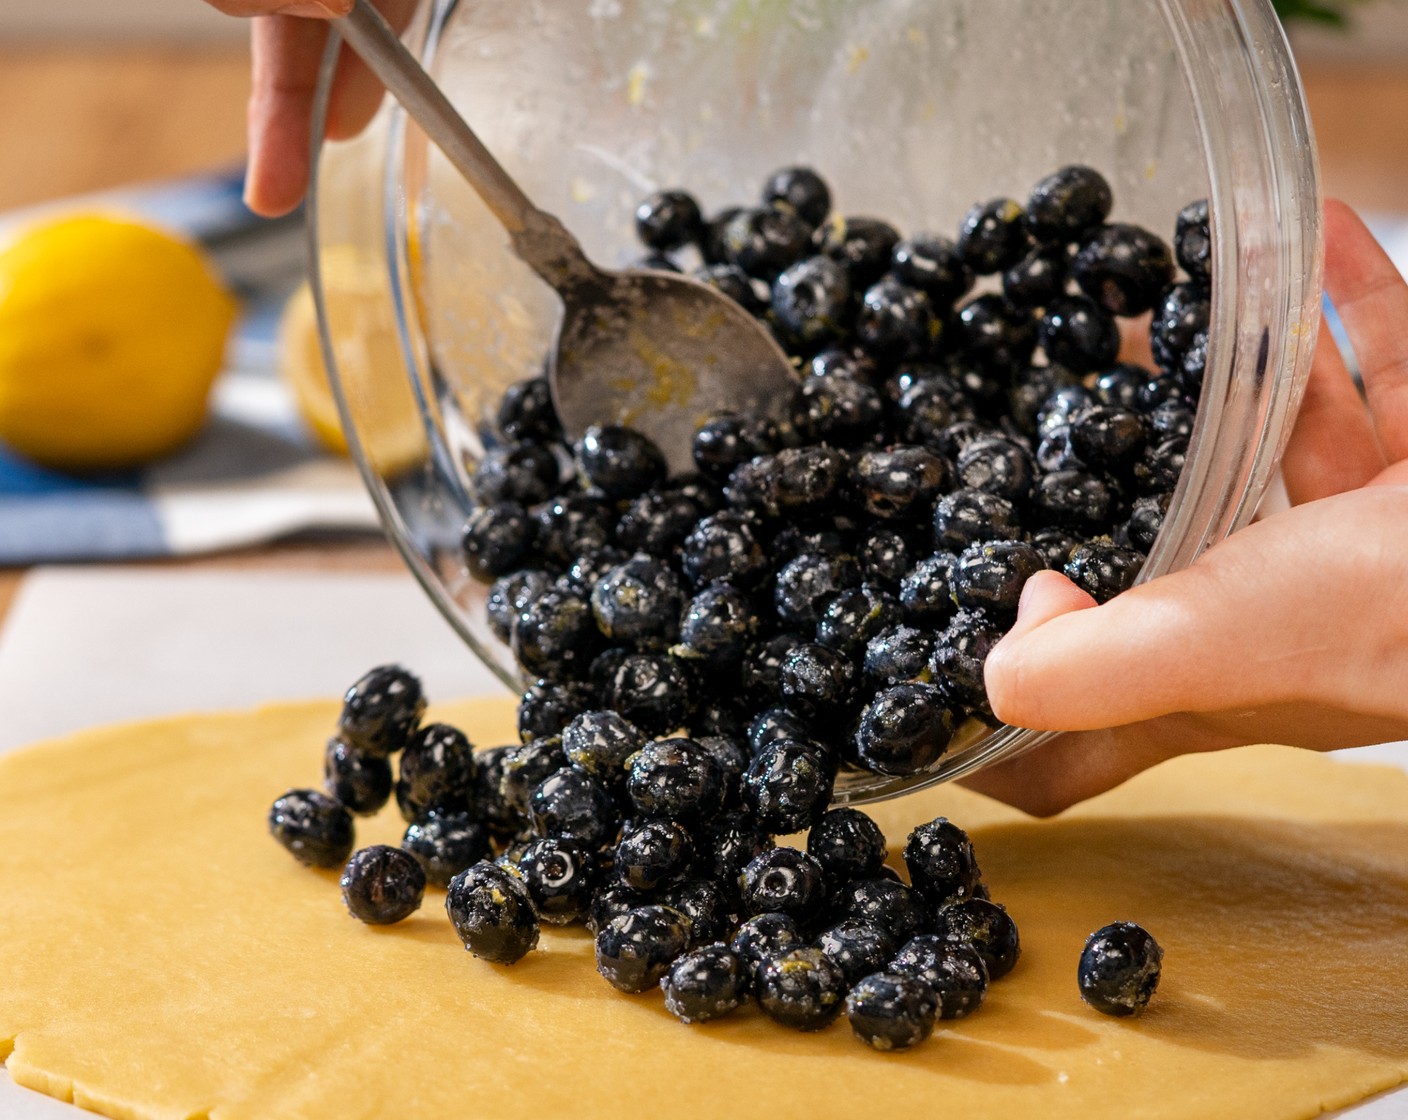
[337,0,599,290]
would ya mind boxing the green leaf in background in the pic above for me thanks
[1272,0,1373,28]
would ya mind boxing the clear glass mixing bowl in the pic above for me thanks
[309,0,1322,804]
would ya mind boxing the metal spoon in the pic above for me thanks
[336,0,797,473]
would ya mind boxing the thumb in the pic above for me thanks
[983,541,1309,731]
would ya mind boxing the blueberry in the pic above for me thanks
[898,552,958,627]
[933,487,1022,552]
[1031,469,1118,533]
[891,233,973,307]
[810,346,881,384]
[1150,282,1210,374]
[844,684,957,777]
[741,847,827,924]
[496,376,561,443]
[1008,363,1082,437]
[1133,436,1188,495]
[681,511,768,589]
[635,189,704,252]
[590,554,686,651]
[929,609,1002,715]
[396,722,477,823]
[741,740,833,834]
[323,737,392,815]
[790,377,885,447]
[846,972,938,1051]
[1065,539,1143,603]
[775,550,862,626]
[856,275,938,361]
[1070,405,1148,472]
[1175,198,1212,285]
[832,877,925,943]
[470,442,562,507]
[694,733,752,795]
[731,912,803,978]
[932,897,1021,980]
[814,215,901,288]
[1073,223,1175,316]
[401,810,491,888]
[1078,921,1164,1016]
[771,255,852,348]
[762,166,832,227]
[560,547,630,598]
[662,943,750,1023]
[340,844,425,925]
[852,447,946,522]
[1026,165,1113,243]
[891,935,989,1019]
[676,584,760,666]
[756,947,848,1031]
[561,709,643,785]
[779,642,856,719]
[723,206,813,279]
[511,587,602,682]
[518,836,596,924]
[952,294,1038,373]
[813,919,895,988]
[445,860,540,964]
[533,493,616,567]
[1003,244,1071,308]
[1039,295,1120,371]
[951,539,1045,621]
[574,425,667,500]
[954,435,1037,503]
[701,205,744,265]
[815,585,903,659]
[468,746,523,841]
[692,412,778,484]
[587,883,651,935]
[658,878,731,946]
[1038,381,1098,435]
[528,767,617,848]
[614,489,701,557]
[596,905,693,993]
[903,817,981,908]
[695,262,770,314]
[337,664,425,757]
[1124,493,1170,553]
[628,738,725,824]
[748,706,820,754]
[858,526,915,586]
[499,738,566,813]
[862,624,936,689]
[460,501,535,582]
[894,376,966,447]
[616,819,694,892]
[702,811,775,888]
[1180,328,1209,396]
[269,788,355,868]
[487,570,553,643]
[606,652,693,736]
[1029,525,1082,571]
[516,679,591,743]
[957,198,1031,274]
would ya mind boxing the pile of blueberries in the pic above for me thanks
[269,163,1184,1049]
[464,163,1209,780]
[270,664,1165,1051]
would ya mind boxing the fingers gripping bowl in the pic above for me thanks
[309,0,1321,804]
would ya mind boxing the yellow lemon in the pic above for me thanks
[0,213,236,471]
[278,250,426,476]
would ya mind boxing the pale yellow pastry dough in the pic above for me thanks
[1,698,1407,1120]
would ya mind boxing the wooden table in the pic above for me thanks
[1,41,1405,630]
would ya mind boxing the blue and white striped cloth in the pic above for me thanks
[0,171,380,565]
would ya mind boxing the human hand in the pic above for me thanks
[204,0,416,217]
[967,200,1408,816]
